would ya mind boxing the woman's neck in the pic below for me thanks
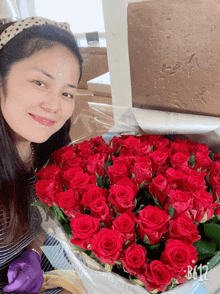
[16,139,32,163]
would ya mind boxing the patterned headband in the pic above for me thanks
[0,16,73,50]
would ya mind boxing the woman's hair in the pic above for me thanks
[0,21,83,247]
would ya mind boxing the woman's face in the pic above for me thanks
[1,45,80,144]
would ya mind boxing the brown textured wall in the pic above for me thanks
[78,47,109,89]
[128,0,220,117]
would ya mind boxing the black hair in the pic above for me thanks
[0,21,83,246]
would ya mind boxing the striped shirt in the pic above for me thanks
[0,174,75,294]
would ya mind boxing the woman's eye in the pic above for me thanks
[33,80,45,87]
[63,93,74,99]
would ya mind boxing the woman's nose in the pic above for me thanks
[39,95,61,113]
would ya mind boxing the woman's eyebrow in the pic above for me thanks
[29,67,77,88]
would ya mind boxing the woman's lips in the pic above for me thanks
[29,113,56,127]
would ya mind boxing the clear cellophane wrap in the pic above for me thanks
[34,103,220,294]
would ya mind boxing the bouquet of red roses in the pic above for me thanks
[33,134,220,293]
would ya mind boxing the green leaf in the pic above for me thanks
[30,201,47,208]
[194,239,217,255]
[168,204,175,219]
[166,278,179,291]
[216,192,220,203]
[129,278,144,287]
[149,243,160,250]
[62,223,72,236]
[105,159,113,171]
[198,254,214,262]
[199,213,208,224]
[131,173,135,180]
[188,155,195,168]
[45,206,50,221]
[206,174,210,185]
[150,289,159,294]
[206,251,220,271]
[143,234,150,245]
[209,152,214,162]
[171,278,179,285]
[136,204,145,213]
[96,173,105,188]
[105,264,113,272]
[114,146,121,156]
[52,203,67,222]
[203,223,220,244]
[139,181,146,189]
[153,196,162,209]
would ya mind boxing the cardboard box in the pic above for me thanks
[128,0,220,117]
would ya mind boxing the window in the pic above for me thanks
[34,0,105,36]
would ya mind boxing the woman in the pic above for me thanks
[0,16,84,294]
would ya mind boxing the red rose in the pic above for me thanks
[107,163,129,184]
[62,157,83,170]
[166,214,201,244]
[136,206,170,245]
[191,190,215,223]
[194,143,210,154]
[51,146,75,165]
[149,150,169,173]
[194,152,213,171]
[210,162,220,185]
[214,152,220,161]
[108,185,135,213]
[112,211,136,244]
[86,153,107,177]
[168,190,194,215]
[91,228,123,265]
[112,154,134,167]
[60,148,77,166]
[150,174,169,193]
[54,189,80,213]
[69,172,96,194]
[91,196,114,226]
[171,141,190,155]
[184,167,207,178]
[36,164,61,181]
[109,136,125,153]
[165,168,185,190]
[138,261,172,292]
[116,177,139,197]
[170,152,189,171]
[133,155,151,164]
[81,185,107,210]
[155,138,171,150]
[161,239,198,278]
[149,174,170,206]
[154,138,170,150]
[35,178,62,207]
[62,166,84,187]
[120,136,141,155]
[121,243,147,275]
[94,145,109,154]
[131,162,152,186]
[135,142,151,156]
[77,140,93,151]
[142,135,162,145]
[78,149,93,160]
[70,214,100,250]
[183,174,207,192]
[90,136,106,147]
